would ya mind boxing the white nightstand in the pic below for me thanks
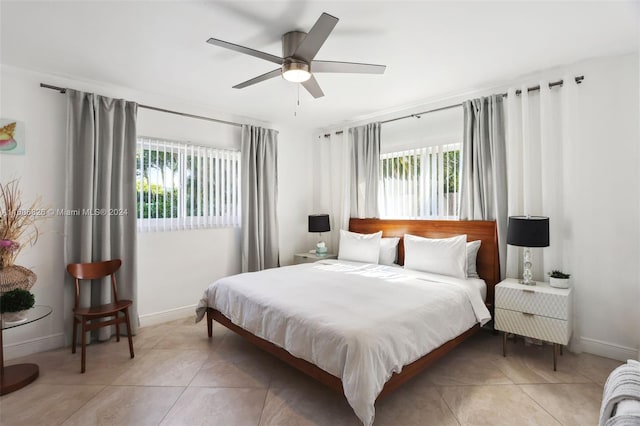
[293,252,337,264]
[494,278,572,371]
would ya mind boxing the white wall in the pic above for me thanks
[136,228,241,326]
[316,52,640,361]
[380,106,463,153]
[568,53,639,360]
[0,67,67,358]
[276,125,316,265]
[0,65,313,357]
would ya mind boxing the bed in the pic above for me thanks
[196,218,499,425]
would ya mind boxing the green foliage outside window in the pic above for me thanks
[136,148,179,219]
[136,180,178,219]
[443,149,460,193]
[136,148,235,219]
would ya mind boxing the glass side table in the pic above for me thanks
[1,305,53,395]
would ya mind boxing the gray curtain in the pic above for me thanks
[241,125,279,272]
[349,122,381,218]
[64,89,138,340]
[460,95,508,278]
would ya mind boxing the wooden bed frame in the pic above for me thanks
[206,218,499,401]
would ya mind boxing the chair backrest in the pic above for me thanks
[67,259,123,308]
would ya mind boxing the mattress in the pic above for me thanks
[196,260,490,425]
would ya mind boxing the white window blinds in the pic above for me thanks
[379,143,461,219]
[136,137,240,232]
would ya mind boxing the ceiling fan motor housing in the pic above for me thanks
[282,31,308,59]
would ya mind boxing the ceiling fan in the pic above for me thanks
[206,12,386,98]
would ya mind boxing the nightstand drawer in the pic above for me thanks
[495,308,571,345]
[495,284,569,320]
[293,253,337,264]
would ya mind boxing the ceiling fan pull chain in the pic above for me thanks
[293,84,300,117]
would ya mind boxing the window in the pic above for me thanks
[136,137,240,232]
[379,143,461,219]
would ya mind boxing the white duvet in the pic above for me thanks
[195,260,490,426]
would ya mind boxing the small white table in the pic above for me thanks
[293,252,337,264]
[494,278,572,371]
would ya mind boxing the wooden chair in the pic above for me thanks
[66,259,134,373]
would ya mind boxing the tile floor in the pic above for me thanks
[0,318,621,425]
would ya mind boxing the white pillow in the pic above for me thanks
[466,240,482,278]
[403,234,467,278]
[379,237,400,266]
[338,230,383,264]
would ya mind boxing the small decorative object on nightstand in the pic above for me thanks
[507,216,549,285]
[294,252,337,264]
[494,278,572,371]
[548,270,571,289]
[308,214,330,255]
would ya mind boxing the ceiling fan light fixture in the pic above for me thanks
[282,62,311,83]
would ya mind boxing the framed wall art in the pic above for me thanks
[0,119,25,155]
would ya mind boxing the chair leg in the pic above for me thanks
[71,316,78,354]
[115,313,121,342]
[207,309,213,338]
[81,318,87,374]
[124,308,134,359]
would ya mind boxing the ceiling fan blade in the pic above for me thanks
[312,60,386,74]
[301,75,324,98]
[293,13,339,62]
[233,68,282,89]
[207,38,284,65]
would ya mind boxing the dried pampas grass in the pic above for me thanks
[0,179,41,267]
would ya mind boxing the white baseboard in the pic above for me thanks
[138,304,197,328]
[581,336,638,361]
[3,333,65,361]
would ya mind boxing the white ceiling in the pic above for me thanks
[1,1,638,129]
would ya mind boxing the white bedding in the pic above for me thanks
[195,260,490,426]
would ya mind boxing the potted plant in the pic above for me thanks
[548,270,571,288]
[0,288,35,323]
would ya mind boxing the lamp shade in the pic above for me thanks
[507,216,549,247]
[308,214,330,233]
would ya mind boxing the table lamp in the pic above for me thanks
[308,214,330,256]
[507,216,549,285]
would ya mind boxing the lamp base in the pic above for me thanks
[521,247,536,286]
[315,243,328,256]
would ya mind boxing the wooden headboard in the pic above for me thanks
[349,218,500,307]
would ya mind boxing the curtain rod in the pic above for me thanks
[380,75,584,125]
[322,75,584,136]
[40,83,243,128]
